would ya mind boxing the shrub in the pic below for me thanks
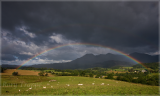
[38,71,45,76]
[147,81,156,86]
[122,77,130,82]
[12,72,18,76]
[137,77,146,84]
[51,71,55,74]
[45,73,48,76]
[89,73,93,77]
[132,79,138,83]
[95,74,101,78]
[106,73,114,79]
[116,76,123,80]
[1,66,4,73]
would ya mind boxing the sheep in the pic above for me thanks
[92,83,95,85]
[51,86,53,88]
[19,89,20,92]
[49,80,56,82]
[43,86,46,88]
[101,83,104,85]
[66,84,70,86]
[29,87,32,89]
[78,84,83,85]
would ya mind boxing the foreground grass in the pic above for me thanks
[1,75,159,95]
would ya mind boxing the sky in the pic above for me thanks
[1,1,159,65]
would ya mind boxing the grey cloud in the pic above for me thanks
[2,1,159,62]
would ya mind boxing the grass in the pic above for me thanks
[1,75,159,95]
[122,67,133,69]
[1,69,159,95]
[1,69,40,75]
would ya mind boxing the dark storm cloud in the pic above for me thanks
[2,1,159,62]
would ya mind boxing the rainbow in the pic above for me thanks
[16,42,148,70]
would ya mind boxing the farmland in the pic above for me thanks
[0,69,159,95]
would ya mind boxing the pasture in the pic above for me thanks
[1,69,53,76]
[0,69,159,95]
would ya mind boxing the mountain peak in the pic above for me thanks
[83,54,94,57]
[106,53,114,56]
[129,52,149,56]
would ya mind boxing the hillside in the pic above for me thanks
[2,52,158,70]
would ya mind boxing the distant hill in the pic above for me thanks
[132,62,159,70]
[2,52,158,70]
[29,60,133,70]
[129,52,158,63]
[29,53,135,69]
[1,64,19,69]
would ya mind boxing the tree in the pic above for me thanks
[38,71,44,76]
[80,71,86,76]
[45,73,48,76]
[89,73,93,77]
[0,66,4,73]
[95,74,101,78]
[12,72,18,76]
[106,73,114,79]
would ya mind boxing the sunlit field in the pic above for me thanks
[1,70,159,95]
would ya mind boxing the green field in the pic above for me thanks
[1,75,159,95]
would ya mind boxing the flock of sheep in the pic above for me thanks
[19,82,110,92]
[18,78,113,92]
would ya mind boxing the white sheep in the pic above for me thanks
[19,89,20,92]
[43,86,46,88]
[92,83,95,85]
[101,83,104,85]
[29,87,32,89]
[51,86,53,88]
[78,84,83,85]
[66,84,70,86]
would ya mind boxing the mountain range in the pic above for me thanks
[1,52,159,69]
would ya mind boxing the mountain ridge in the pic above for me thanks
[1,52,158,69]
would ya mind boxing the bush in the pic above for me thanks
[1,66,4,73]
[106,73,114,79]
[51,71,55,74]
[137,77,146,84]
[116,76,123,80]
[132,79,138,83]
[38,71,45,76]
[147,81,156,86]
[89,73,93,77]
[122,77,130,82]
[45,73,48,76]
[95,74,101,78]
[12,72,18,76]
